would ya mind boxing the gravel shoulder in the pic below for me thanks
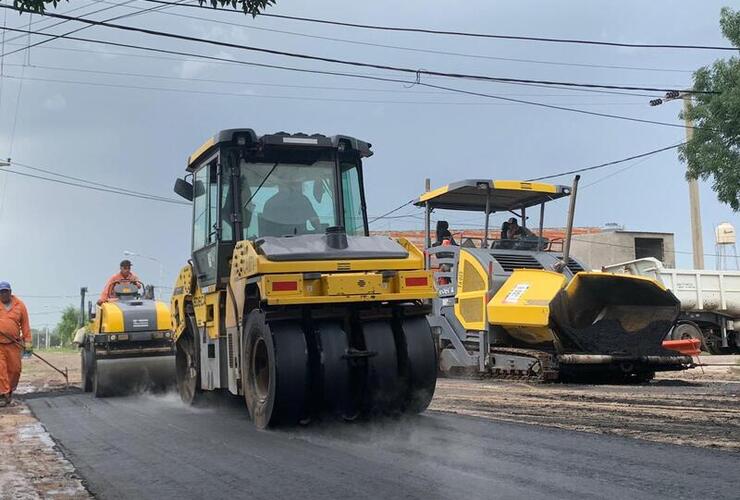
[0,351,90,499]
[430,358,740,452]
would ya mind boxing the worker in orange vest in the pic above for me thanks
[98,259,142,305]
[0,281,32,407]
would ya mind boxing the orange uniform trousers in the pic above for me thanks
[0,342,22,396]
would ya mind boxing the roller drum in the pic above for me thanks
[93,356,176,397]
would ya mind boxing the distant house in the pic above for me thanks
[568,229,675,270]
[373,226,675,270]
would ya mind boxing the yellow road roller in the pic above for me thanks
[76,284,175,396]
[170,129,438,428]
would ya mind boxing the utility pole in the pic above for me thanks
[683,96,704,269]
[650,91,704,269]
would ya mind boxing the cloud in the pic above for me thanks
[43,94,67,111]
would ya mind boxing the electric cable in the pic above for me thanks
[0,5,715,96]
[0,164,189,206]
[8,159,185,202]
[90,1,694,74]
[0,27,709,131]
[527,142,685,181]
[144,0,738,51]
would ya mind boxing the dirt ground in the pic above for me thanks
[431,357,740,452]
[0,350,90,499]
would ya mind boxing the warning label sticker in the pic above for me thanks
[504,283,530,304]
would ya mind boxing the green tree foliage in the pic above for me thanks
[13,0,276,16]
[679,7,740,210]
[55,305,80,346]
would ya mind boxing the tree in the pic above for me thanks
[679,7,740,211]
[55,305,80,346]
[13,0,276,16]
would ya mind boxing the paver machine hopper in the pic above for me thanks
[417,177,693,382]
[170,129,437,428]
[75,284,175,397]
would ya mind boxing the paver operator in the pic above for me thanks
[0,281,32,407]
[98,259,141,305]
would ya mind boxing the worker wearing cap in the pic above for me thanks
[98,260,141,305]
[0,281,32,407]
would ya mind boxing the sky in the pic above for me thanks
[0,0,738,329]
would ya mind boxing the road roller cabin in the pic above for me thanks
[170,129,438,428]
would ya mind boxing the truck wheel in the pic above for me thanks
[671,322,708,351]
[176,313,203,405]
[242,310,309,429]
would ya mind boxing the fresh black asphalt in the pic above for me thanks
[27,392,738,500]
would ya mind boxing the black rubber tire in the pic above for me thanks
[242,311,309,429]
[176,314,203,406]
[316,321,354,419]
[671,322,711,352]
[81,343,93,393]
[398,317,437,414]
[363,321,402,414]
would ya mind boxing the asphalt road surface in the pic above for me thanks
[27,392,738,500]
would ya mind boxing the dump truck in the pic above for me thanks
[75,284,175,397]
[170,129,437,428]
[416,177,693,382]
[603,257,740,354]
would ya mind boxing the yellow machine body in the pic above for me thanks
[171,238,435,342]
[170,129,439,427]
[91,301,171,334]
[417,177,690,381]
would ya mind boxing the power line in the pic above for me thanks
[0,61,656,98]
[2,0,184,59]
[382,141,686,222]
[0,6,714,96]
[99,0,694,75]
[581,155,656,188]
[0,72,651,107]
[0,26,708,131]
[0,44,663,99]
[368,200,415,225]
[7,159,185,202]
[3,0,127,46]
[0,162,189,206]
[527,142,685,181]
[144,0,738,51]
[3,0,141,57]
[419,82,708,130]
[0,42,666,98]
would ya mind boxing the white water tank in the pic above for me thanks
[715,222,736,245]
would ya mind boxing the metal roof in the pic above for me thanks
[414,179,570,212]
[187,129,373,171]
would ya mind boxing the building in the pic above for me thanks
[568,230,675,270]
